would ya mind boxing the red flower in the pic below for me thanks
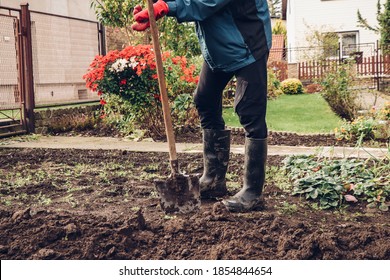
[120,79,127,85]
[100,99,107,105]
[154,94,161,102]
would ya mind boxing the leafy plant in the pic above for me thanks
[334,102,390,143]
[357,0,390,52]
[91,0,201,57]
[172,93,198,126]
[321,59,359,121]
[277,201,298,215]
[91,0,140,44]
[283,155,390,211]
[280,78,304,95]
[267,67,283,99]
[159,18,201,57]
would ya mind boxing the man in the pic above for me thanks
[132,0,272,212]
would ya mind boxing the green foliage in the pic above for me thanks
[357,0,390,51]
[335,102,390,143]
[159,18,201,57]
[277,201,298,215]
[267,0,282,18]
[91,0,135,27]
[283,155,390,211]
[321,60,358,121]
[272,19,286,37]
[91,0,140,44]
[100,94,139,136]
[91,0,201,57]
[280,78,304,95]
[267,68,283,99]
[172,93,199,127]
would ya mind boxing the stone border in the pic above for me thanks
[227,126,334,137]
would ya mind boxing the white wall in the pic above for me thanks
[287,0,384,62]
[0,0,97,21]
[0,0,100,105]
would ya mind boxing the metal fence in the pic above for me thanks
[30,11,103,105]
[0,11,20,111]
[0,4,104,136]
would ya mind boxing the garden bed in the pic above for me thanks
[54,124,388,148]
[0,148,389,260]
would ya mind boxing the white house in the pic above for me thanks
[285,0,384,63]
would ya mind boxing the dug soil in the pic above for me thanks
[0,148,389,260]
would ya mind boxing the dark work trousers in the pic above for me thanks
[193,55,268,139]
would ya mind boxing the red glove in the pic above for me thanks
[132,0,169,31]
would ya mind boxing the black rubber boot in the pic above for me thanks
[222,137,267,212]
[199,129,230,198]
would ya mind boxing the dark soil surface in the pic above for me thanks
[1,148,389,260]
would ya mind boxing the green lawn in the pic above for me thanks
[223,93,342,134]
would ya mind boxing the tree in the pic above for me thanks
[90,0,200,56]
[357,0,390,51]
[268,0,282,18]
[91,0,139,44]
[272,19,287,36]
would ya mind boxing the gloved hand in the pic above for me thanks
[132,0,169,31]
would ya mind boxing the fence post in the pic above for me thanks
[20,3,35,133]
[98,23,107,56]
[376,41,380,90]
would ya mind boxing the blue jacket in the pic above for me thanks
[166,0,272,72]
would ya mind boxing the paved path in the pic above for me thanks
[1,136,388,159]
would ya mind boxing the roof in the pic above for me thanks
[269,34,285,61]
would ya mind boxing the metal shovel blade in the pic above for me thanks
[154,173,200,214]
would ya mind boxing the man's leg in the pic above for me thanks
[194,62,233,198]
[223,56,268,211]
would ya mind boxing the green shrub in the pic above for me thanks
[268,68,283,99]
[321,60,358,121]
[335,102,390,142]
[280,78,304,95]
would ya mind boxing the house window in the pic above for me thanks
[323,31,359,58]
[340,32,358,57]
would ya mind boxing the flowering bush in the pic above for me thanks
[280,78,304,95]
[83,44,199,137]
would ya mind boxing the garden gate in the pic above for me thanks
[0,5,34,137]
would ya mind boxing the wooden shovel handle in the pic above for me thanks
[147,0,179,173]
